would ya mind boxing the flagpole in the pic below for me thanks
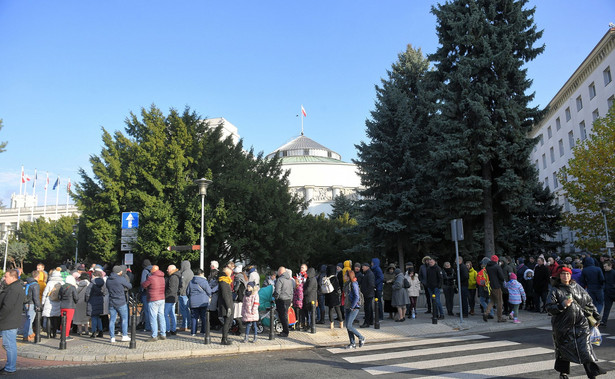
[301,105,304,136]
[30,169,37,221]
[19,166,23,196]
[43,172,49,218]
[55,177,60,217]
[65,178,70,215]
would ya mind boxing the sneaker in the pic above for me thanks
[513,319,521,324]
[482,314,488,322]
[345,344,356,349]
[110,337,116,343]
[158,335,166,340]
[121,335,130,342]
[359,337,366,348]
[65,337,74,341]
[191,334,196,337]
[145,337,157,342]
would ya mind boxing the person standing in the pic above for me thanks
[383,264,396,319]
[579,257,605,315]
[241,281,260,343]
[418,256,432,314]
[85,270,106,338]
[22,272,41,342]
[73,273,91,336]
[164,265,181,336]
[533,257,551,312]
[426,257,445,319]
[59,275,79,340]
[186,269,212,336]
[273,266,294,337]
[546,267,607,379]
[139,259,153,332]
[106,266,132,343]
[601,261,614,327]
[343,270,365,349]
[207,261,223,330]
[0,270,25,374]
[467,261,478,315]
[483,255,506,323]
[360,262,375,328]
[178,260,193,332]
[218,267,234,345]
[302,267,318,330]
[324,264,344,329]
[141,265,166,342]
[391,268,409,321]
[404,267,420,318]
[442,262,456,316]
[371,258,384,321]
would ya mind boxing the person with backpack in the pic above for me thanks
[476,257,491,317]
[483,255,506,323]
[178,260,194,333]
[467,261,478,315]
[343,269,365,349]
[186,268,212,336]
[59,275,79,340]
[22,272,41,342]
[391,268,410,321]
[85,270,106,338]
[41,269,64,338]
[324,264,343,330]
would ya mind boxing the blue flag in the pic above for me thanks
[52,177,60,190]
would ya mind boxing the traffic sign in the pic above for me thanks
[121,212,139,229]
[607,242,614,248]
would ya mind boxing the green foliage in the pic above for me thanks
[429,0,546,256]
[7,241,29,269]
[16,216,78,267]
[329,193,358,220]
[0,119,7,153]
[560,105,615,252]
[76,105,305,268]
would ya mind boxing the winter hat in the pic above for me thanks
[142,259,152,268]
[362,262,370,268]
[65,275,77,287]
[234,265,243,273]
[517,258,524,264]
[354,262,362,269]
[509,273,517,280]
[50,270,62,279]
[394,268,402,275]
[112,265,123,274]
[560,267,572,275]
[480,257,491,267]
[247,281,256,288]
[337,263,344,269]
[79,273,89,281]
[210,261,219,270]
[491,255,499,262]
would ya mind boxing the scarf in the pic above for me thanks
[219,275,232,285]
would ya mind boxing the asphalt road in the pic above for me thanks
[11,325,615,379]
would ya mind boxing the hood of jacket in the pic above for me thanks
[326,265,337,276]
[583,257,595,267]
[279,270,291,280]
[320,265,327,274]
[180,260,192,274]
[372,258,381,268]
[307,267,316,279]
[151,270,165,278]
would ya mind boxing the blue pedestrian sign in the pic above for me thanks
[121,212,139,229]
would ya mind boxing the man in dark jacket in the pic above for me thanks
[457,256,469,317]
[106,265,132,342]
[141,265,166,342]
[302,267,318,330]
[418,256,432,314]
[165,265,181,336]
[483,255,506,322]
[371,258,384,320]
[178,260,193,332]
[273,266,294,337]
[140,259,153,331]
[218,267,234,345]
[533,257,550,312]
[360,262,375,328]
[0,270,25,374]
[23,273,41,342]
[425,257,445,319]
[602,261,615,327]
[579,257,605,314]
[353,263,363,285]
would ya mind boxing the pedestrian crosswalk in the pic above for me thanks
[326,332,614,378]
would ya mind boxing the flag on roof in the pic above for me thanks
[53,177,60,190]
[301,105,307,117]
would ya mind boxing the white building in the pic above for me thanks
[529,27,615,252]
[266,135,362,216]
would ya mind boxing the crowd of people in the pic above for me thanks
[0,251,612,376]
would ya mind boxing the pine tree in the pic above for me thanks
[430,0,544,256]
[355,45,438,266]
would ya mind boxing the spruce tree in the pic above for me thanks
[355,45,437,266]
[430,0,544,256]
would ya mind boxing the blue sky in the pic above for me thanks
[0,0,613,207]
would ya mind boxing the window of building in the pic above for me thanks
[303,149,309,155]
[565,107,571,121]
[535,159,539,171]
[604,66,612,86]
[542,154,547,169]
[555,117,561,131]
[553,172,558,189]
[579,121,587,141]
[539,134,544,146]
[608,95,614,110]
[576,96,583,111]
[592,109,599,122]
[568,131,575,149]
[589,82,596,99]
[564,197,570,212]
[544,177,549,190]
[547,126,552,139]
[550,147,555,163]
[558,139,564,157]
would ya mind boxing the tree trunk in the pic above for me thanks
[397,238,404,269]
[482,162,495,257]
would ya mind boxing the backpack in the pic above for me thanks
[358,289,365,308]
[403,278,411,289]
[23,282,33,304]
[48,283,62,301]
[321,275,335,294]
[477,268,489,287]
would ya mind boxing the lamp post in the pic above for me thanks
[72,218,79,265]
[195,178,212,271]
[599,199,612,258]
[2,235,8,273]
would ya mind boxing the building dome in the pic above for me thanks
[266,135,342,161]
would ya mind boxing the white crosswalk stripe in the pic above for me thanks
[326,335,489,354]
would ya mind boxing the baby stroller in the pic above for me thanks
[258,285,297,333]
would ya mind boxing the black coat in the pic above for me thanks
[324,265,341,308]
[361,268,375,298]
[218,276,233,318]
[425,264,443,289]
[546,280,600,365]
[0,280,25,331]
[303,268,318,306]
[533,264,550,293]
[59,284,79,309]
[85,278,106,316]
[485,261,505,290]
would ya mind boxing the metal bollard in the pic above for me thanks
[130,295,137,349]
[204,311,211,344]
[59,311,67,350]
[432,294,438,324]
[310,301,316,334]
[374,298,380,329]
[269,306,275,340]
[45,316,51,339]
[35,309,42,343]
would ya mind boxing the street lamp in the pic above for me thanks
[2,235,8,273]
[599,199,612,258]
[195,178,212,271]
[72,218,79,265]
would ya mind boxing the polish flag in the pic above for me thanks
[301,105,307,117]
[67,178,72,193]
[22,172,31,183]
[45,173,49,190]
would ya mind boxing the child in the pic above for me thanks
[523,269,535,311]
[241,281,259,343]
[504,273,526,323]
[292,276,303,330]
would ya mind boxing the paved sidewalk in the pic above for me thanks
[8,308,553,368]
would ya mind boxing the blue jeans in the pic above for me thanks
[190,307,207,335]
[110,304,129,337]
[587,288,604,314]
[345,308,364,345]
[22,304,36,336]
[148,300,166,338]
[178,295,191,329]
[427,288,444,318]
[1,328,17,373]
[141,293,151,331]
[164,302,177,332]
[91,315,103,333]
